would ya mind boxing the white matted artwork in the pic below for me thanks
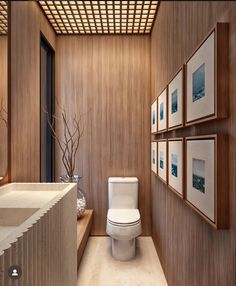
[186,31,215,124]
[151,100,157,133]
[151,142,157,175]
[168,139,183,197]
[157,140,167,183]
[158,89,167,132]
[186,138,215,222]
[168,69,184,130]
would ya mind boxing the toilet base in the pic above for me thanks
[111,238,136,261]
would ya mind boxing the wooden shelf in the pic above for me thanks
[77,209,93,267]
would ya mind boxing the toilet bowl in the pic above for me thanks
[106,177,142,261]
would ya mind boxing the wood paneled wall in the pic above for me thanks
[151,2,236,286]
[0,36,7,177]
[55,36,151,235]
[10,1,56,181]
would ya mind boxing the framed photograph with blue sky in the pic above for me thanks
[168,138,184,198]
[151,141,157,175]
[168,68,184,130]
[151,99,157,134]
[185,135,228,229]
[157,139,167,183]
[186,23,228,126]
[157,88,167,133]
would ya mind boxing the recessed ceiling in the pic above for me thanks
[0,1,7,35]
[38,0,159,35]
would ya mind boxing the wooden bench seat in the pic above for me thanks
[77,209,93,267]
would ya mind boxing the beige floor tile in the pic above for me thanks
[77,236,168,286]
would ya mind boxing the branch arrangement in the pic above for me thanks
[0,97,7,128]
[44,104,84,178]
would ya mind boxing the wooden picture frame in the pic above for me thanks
[168,138,184,198]
[151,98,158,134]
[185,135,228,229]
[168,67,184,130]
[185,23,228,126]
[157,88,167,133]
[157,139,167,183]
[151,141,157,175]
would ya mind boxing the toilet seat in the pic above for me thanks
[106,215,142,241]
[107,209,140,226]
[107,219,140,227]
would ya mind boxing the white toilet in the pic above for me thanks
[106,177,142,261]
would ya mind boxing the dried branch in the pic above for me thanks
[43,103,84,178]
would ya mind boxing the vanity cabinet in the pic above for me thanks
[0,183,77,286]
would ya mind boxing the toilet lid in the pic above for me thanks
[107,209,140,225]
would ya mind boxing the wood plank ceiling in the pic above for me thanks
[38,0,159,35]
[0,1,7,35]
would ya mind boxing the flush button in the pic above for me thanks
[8,265,22,280]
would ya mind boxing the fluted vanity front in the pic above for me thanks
[0,183,77,286]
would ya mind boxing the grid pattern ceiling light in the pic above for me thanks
[0,1,7,35]
[38,0,159,35]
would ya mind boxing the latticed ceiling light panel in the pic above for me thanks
[38,0,159,35]
[0,1,7,35]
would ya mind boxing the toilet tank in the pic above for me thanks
[108,177,138,209]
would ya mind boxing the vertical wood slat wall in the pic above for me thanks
[10,1,56,182]
[0,190,77,286]
[0,36,7,177]
[55,35,151,235]
[151,2,236,286]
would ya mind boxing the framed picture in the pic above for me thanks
[185,135,228,229]
[157,140,167,183]
[168,68,184,130]
[168,138,184,198]
[151,99,157,134]
[151,141,157,175]
[186,23,228,126]
[158,88,167,133]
